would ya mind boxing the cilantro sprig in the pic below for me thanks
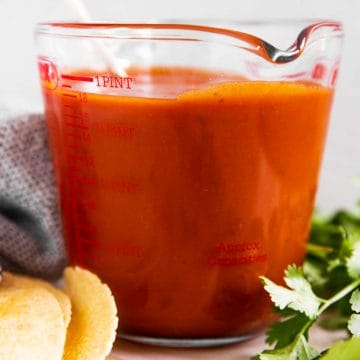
[256,203,360,359]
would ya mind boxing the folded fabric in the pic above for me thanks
[0,109,66,280]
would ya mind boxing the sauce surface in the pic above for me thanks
[42,67,333,338]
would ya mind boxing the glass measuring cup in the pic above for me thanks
[36,20,343,347]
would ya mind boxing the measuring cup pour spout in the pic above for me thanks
[175,20,343,85]
[259,21,344,64]
[130,21,343,64]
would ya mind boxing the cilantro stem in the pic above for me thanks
[292,279,360,343]
[307,243,333,258]
[318,278,360,315]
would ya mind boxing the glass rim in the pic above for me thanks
[36,19,343,30]
[35,20,344,65]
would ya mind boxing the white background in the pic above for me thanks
[0,0,359,211]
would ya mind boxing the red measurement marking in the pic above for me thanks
[62,84,72,88]
[70,176,96,185]
[66,133,79,138]
[62,93,77,98]
[77,225,96,233]
[65,113,83,120]
[79,239,101,247]
[68,165,83,171]
[69,173,83,179]
[67,154,94,167]
[312,63,326,80]
[68,175,85,180]
[68,154,91,161]
[66,131,91,142]
[68,161,87,169]
[93,123,136,139]
[64,104,75,109]
[66,144,83,150]
[67,185,86,195]
[208,253,268,267]
[95,75,134,89]
[69,166,83,174]
[66,123,89,130]
[38,57,58,90]
[76,201,97,211]
[331,66,339,87]
[61,74,93,82]
[285,71,307,79]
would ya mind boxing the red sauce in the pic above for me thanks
[42,67,333,338]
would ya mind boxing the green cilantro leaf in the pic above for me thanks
[347,289,360,337]
[266,313,309,349]
[262,266,320,319]
[260,334,319,360]
[256,201,360,360]
[347,241,360,279]
[350,289,360,313]
[348,314,360,337]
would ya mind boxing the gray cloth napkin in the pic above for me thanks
[0,109,66,280]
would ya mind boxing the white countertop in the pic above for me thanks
[107,326,346,359]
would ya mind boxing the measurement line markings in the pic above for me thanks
[68,175,85,180]
[62,93,77,98]
[68,167,83,173]
[61,74,93,82]
[80,239,100,246]
[62,84,72,88]
[68,154,90,161]
[66,133,81,138]
[66,122,89,130]
[66,144,83,150]
[68,168,82,172]
[65,113,83,120]
[66,131,88,141]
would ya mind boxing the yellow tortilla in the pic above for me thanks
[62,267,118,360]
[0,274,66,360]
[2,272,71,329]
